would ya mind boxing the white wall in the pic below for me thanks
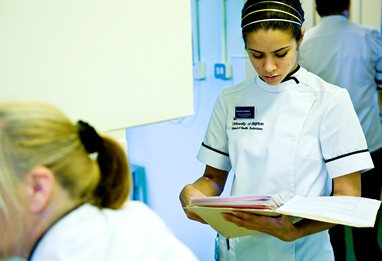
[359,0,382,29]
[0,0,194,131]
[301,0,317,29]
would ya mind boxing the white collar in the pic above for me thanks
[256,66,302,93]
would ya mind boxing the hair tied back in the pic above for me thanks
[77,120,103,153]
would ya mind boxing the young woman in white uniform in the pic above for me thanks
[0,101,198,261]
[179,1,374,260]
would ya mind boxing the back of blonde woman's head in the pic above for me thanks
[0,101,131,216]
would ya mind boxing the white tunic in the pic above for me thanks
[299,15,382,153]
[30,201,198,261]
[197,67,374,261]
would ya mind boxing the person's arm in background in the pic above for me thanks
[378,86,382,123]
[179,165,229,223]
[372,29,382,123]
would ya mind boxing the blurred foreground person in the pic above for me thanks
[0,100,198,261]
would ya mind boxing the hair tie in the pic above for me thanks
[77,120,103,153]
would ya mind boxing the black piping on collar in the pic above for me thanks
[258,65,300,84]
[281,65,300,84]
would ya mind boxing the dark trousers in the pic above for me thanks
[329,148,382,261]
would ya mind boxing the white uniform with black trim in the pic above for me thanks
[197,67,374,261]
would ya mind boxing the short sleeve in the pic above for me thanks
[320,89,374,178]
[197,92,231,171]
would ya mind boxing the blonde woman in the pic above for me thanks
[0,100,198,261]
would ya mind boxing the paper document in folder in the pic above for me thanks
[186,195,381,238]
[276,196,381,228]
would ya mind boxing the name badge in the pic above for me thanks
[235,106,255,119]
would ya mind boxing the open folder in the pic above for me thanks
[185,195,381,238]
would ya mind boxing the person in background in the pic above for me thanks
[379,90,382,123]
[179,0,374,260]
[0,100,198,261]
[299,0,382,260]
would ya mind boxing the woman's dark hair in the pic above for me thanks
[94,135,131,209]
[316,0,350,17]
[77,120,131,209]
[241,0,305,47]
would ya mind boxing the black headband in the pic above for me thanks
[241,1,303,29]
